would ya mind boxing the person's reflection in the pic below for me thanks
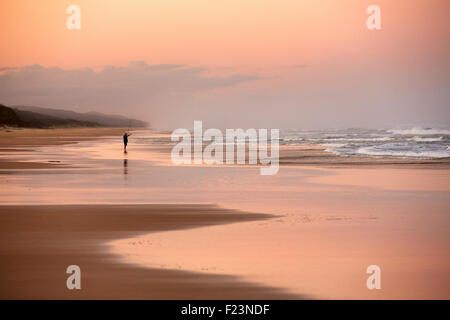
[123,158,128,175]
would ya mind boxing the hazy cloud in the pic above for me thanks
[0,61,258,127]
[0,61,448,130]
[0,67,19,72]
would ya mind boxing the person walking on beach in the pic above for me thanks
[123,131,132,153]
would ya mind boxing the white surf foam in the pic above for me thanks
[410,136,444,142]
[357,146,450,158]
[388,127,450,135]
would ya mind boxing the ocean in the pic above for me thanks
[280,127,450,159]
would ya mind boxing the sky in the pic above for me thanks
[0,0,449,129]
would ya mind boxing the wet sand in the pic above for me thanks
[1,128,449,170]
[0,204,300,299]
[278,145,450,167]
[0,127,127,169]
[109,165,450,299]
[0,128,449,299]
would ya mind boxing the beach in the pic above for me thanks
[0,128,298,299]
[0,128,127,169]
[2,0,449,306]
[0,128,449,299]
[0,204,299,299]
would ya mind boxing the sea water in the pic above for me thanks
[280,127,450,158]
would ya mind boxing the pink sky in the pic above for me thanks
[1,0,447,69]
[0,0,449,129]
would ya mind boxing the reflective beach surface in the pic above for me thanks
[1,130,449,299]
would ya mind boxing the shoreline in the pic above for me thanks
[1,127,449,170]
[148,132,450,168]
[1,127,449,299]
[0,127,129,169]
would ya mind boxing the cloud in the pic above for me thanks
[0,61,448,130]
[0,61,258,127]
[0,67,19,72]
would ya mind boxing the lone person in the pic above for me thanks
[123,131,132,153]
